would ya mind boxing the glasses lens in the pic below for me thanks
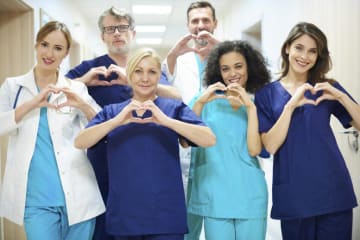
[103,25,130,34]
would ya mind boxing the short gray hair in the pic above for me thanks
[98,7,135,32]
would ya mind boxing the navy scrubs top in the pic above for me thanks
[87,97,206,236]
[66,54,170,200]
[255,80,357,220]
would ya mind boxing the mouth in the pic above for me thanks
[295,59,310,67]
[227,78,240,84]
[43,58,55,65]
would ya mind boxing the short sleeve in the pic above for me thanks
[332,82,357,129]
[255,87,275,133]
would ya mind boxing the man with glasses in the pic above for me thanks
[65,7,179,240]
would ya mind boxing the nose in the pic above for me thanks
[229,68,237,76]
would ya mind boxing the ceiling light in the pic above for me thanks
[136,25,166,33]
[136,38,162,45]
[132,5,172,15]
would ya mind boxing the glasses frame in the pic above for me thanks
[102,25,132,34]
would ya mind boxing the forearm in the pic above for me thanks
[74,119,117,149]
[246,105,262,156]
[165,52,177,76]
[262,103,295,154]
[76,102,97,121]
[192,100,205,116]
[15,100,37,123]
[165,118,216,147]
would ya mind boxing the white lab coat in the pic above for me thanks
[0,69,105,226]
[163,52,205,104]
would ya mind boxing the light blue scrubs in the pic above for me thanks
[187,96,268,239]
[24,107,95,240]
[185,55,207,240]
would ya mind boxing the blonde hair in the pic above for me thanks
[126,48,162,81]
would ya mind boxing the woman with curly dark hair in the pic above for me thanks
[187,40,270,239]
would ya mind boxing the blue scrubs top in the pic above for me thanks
[66,54,170,200]
[86,97,206,236]
[255,80,358,220]
[26,107,65,206]
[187,96,268,219]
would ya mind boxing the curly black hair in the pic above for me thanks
[204,40,270,93]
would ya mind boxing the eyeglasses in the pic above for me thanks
[102,25,132,34]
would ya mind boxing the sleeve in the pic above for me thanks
[176,101,206,147]
[254,87,275,133]
[86,106,110,129]
[332,82,357,129]
[159,71,170,85]
[75,81,102,127]
[161,59,176,84]
[65,61,91,79]
[0,79,21,136]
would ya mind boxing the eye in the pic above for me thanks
[295,45,303,51]
[309,49,317,54]
[40,42,48,48]
[55,46,64,51]
[221,66,229,72]
[235,64,243,69]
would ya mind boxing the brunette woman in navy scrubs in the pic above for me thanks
[75,48,216,240]
[255,22,360,240]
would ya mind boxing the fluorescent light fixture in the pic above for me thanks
[136,38,162,45]
[136,25,166,33]
[132,5,172,15]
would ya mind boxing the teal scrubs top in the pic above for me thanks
[187,96,268,219]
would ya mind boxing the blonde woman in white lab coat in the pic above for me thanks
[0,21,105,240]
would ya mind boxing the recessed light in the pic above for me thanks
[132,5,172,15]
[136,38,162,45]
[136,25,166,33]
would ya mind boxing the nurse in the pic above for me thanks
[255,22,360,240]
[187,40,270,240]
[0,21,105,239]
[75,47,216,240]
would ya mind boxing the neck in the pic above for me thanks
[132,94,157,103]
[108,52,127,67]
[34,67,58,89]
[282,71,308,85]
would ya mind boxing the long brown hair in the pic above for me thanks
[280,22,332,84]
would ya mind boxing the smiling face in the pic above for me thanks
[286,34,318,77]
[129,56,161,101]
[219,51,248,87]
[35,30,68,71]
[101,15,136,55]
[187,7,217,36]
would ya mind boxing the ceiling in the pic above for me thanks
[70,0,230,53]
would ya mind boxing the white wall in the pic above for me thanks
[220,0,360,239]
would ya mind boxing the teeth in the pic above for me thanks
[194,38,208,46]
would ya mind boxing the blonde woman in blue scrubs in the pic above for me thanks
[187,40,270,240]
